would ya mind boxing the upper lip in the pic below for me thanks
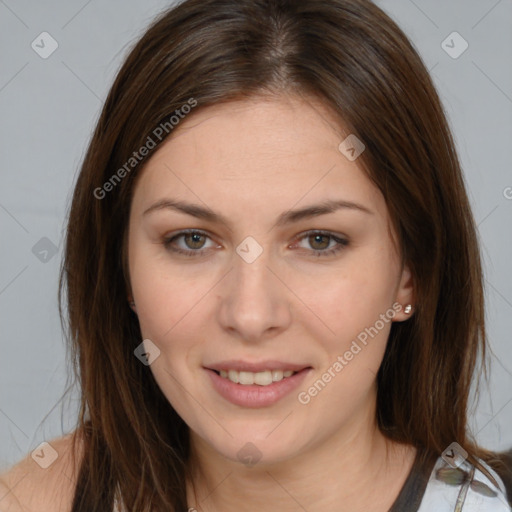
[205,360,311,372]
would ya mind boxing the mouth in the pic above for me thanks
[204,363,312,408]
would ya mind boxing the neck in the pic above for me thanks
[185,396,416,512]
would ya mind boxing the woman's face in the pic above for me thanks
[127,94,414,466]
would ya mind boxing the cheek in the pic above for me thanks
[129,253,207,413]
[286,245,398,346]
[133,273,205,346]
[295,273,396,422]
[128,230,204,340]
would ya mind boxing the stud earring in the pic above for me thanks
[404,304,412,314]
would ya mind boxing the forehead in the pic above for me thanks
[150,95,346,172]
[131,95,387,221]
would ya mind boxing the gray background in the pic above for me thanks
[0,0,511,470]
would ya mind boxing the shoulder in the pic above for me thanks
[0,432,83,512]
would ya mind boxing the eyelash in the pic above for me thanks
[162,229,349,258]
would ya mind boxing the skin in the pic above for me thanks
[126,92,417,512]
[0,434,81,511]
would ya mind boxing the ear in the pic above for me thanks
[393,264,415,322]
[127,295,137,313]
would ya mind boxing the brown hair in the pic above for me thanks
[59,0,505,509]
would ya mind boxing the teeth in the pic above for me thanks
[254,371,272,386]
[217,369,298,386]
[239,371,255,385]
[272,370,284,382]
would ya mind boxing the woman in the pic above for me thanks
[1,0,511,510]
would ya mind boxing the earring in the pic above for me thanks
[404,304,413,314]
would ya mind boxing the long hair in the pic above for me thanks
[59,0,502,509]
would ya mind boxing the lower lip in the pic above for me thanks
[205,368,311,408]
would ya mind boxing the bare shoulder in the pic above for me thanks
[0,431,84,512]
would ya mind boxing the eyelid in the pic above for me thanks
[291,229,348,245]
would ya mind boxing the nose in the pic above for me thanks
[217,245,293,344]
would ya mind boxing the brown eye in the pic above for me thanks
[293,230,349,258]
[308,234,331,250]
[182,232,207,250]
[163,230,216,256]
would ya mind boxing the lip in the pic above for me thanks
[205,360,310,373]
[204,366,312,408]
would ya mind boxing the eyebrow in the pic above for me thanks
[143,198,373,227]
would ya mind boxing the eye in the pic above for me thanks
[163,230,217,256]
[162,229,349,258]
[291,230,349,258]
